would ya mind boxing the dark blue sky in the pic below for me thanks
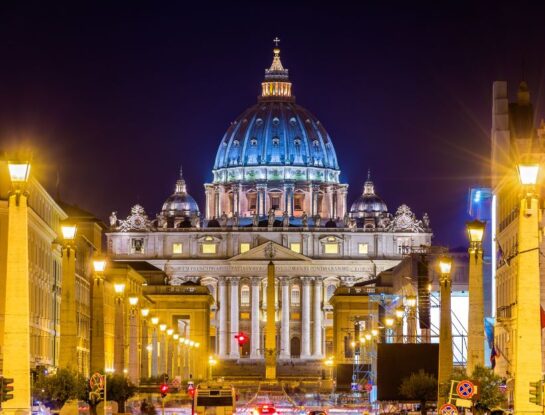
[1,1,545,247]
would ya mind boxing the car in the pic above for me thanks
[252,404,278,415]
[308,411,327,415]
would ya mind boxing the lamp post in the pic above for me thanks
[140,308,150,379]
[466,219,485,375]
[150,317,159,377]
[128,296,139,384]
[114,283,126,374]
[437,256,453,406]
[4,159,31,415]
[208,356,217,380]
[58,223,79,371]
[91,259,107,373]
[513,163,543,415]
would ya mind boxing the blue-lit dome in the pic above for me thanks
[212,46,340,185]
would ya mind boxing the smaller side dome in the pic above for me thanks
[349,170,388,219]
[161,166,200,219]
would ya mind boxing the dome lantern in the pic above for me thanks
[261,38,293,100]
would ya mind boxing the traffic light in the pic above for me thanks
[1,377,14,402]
[160,383,169,399]
[234,332,248,347]
[529,380,543,405]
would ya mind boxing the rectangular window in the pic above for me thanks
[240,243,251,253]
[248,194,257,210]
[172,243,183,254]
[294,194,303,210]
[131,238,144,254]
[271,195,281,210]
[202,243,217,254]
[358,243,368,254]
[290,243,301,253]
[324,243,339,254]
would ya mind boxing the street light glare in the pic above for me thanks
[518,163,540,185]
[61,224,77,241]
[8,161,31,183]
[93,259,106,273]
[439,257,452,275]
[466,219,485,244]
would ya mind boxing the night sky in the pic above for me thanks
[1,1,545,248]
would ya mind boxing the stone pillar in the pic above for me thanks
[128,310,139,384]
[159,329,167,374]
[467,248,484,374]
[301,278,312,358]
[167,336,173,378]
[232,184,240,216]
[141,319,149,379]
[284,183,294,216]
[59,246,77,370]
[313,278,323,358]
[229,278,240,358]
[214,186,220,218]
[205,184,214,220]
[407,307,417,344]
[151,326,158,376]
[173,342,179,377]
[114,296,125,374]
[3,190,31,414]
[265,262,277,379]
[91,276,106,373]
[280,278,291,359]
[257,184,267,217]
[437,271,453,405]
[250,277,261,358]
[218,279,228,358]
[513,193,543,415]
[332,188,338,218]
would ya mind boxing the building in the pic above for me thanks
[491,81,545,389]
[106,44,433,376]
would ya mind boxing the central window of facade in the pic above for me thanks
[270,193,281,210]
[358,243,369,254]
[324,243,339,254]
[240,243,250,253]
[290,243,301,253]
[172,243,183,254]
[241,285,250,306]
[247,193,257,211]
[202,243,217,254]
[294,194,304,211]
[291,285,300,305]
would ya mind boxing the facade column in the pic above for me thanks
[467,248,484,374]
[284,183,294,216]
[229,277,240,358]
[205,184,214,220]
[140,318,149,379]
[214,185,220,218]
[59,245,77,370]
[128,309,139,384]
[159,327,167,374]
[313,277,323,358]
[172,339,179,377]
[250,277,261,358]
[301,277,312,358]
[218,279,228,358]
[91,276,106,373]
[232,184,240,216]
[437,269,453,405]
[114,295,126,374]
[166,335,173,378]
[279,277,291,359]
[257,184,267,216]
[151,324,158,376]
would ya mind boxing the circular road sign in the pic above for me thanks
[439,403,459,415]
[456,379,475,399]
[89,372,104,390]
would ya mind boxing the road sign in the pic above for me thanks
[456,380,475,399]
[439,403,459,415]
[89,372,104,390]
[364,383,373,392]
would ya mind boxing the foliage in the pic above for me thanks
[438,367,467,398]
[399,370,438,415]
[470,365,506,413]
[33,368,87,409]
[106,374,136,404]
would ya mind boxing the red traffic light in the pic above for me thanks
[234,332,249,347]
[187,384,195,398]
[160,383,169,398]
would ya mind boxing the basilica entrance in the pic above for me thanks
[290,336,300,358]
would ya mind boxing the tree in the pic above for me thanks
[470,365,506,415]
[106,374,136,413]
[399,370,438,415]
[33,369,87,409]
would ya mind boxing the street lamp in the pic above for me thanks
[167,328,174,336]
[61,223,78,242]
[513,162,543,414]
[4,158,32,412]
[93,259,107,273]
[141,308,150,318]
[437,255,453,405]
[128,296,139,307]
[114,282,126,373]
[151,317,159,325]
[114,283,126,295]
[466,219,485,374]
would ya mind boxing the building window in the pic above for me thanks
[291,285,300,305]
[326,284,336,303]
[202,243,217,254]
[294,194,304,211]
[247,193,257,211]
[131,238,144,254]
[324,243,339,254]
[172,243,183,254]
[240,243,250,253]
[290,243,301,253]
[270,193,281,210]
[358,243,368,254]
[241,285,250,306]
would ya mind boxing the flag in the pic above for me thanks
[490,345,498,369]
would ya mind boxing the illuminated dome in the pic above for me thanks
[212,46,340,184]
[349,172,388,218]
[161,168,200,218]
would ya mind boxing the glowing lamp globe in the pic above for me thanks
[93,259,107,273]
[141,308,150,317]
[167,328,174,336]
[395,308,404,319]
[8,161,31,183]
[151,317,159,325]
[518,163,540,185]
[364,333,372,341]
[466,219,485,244]
[173,334,179,340]
[129,296,139,306]
[159,324,167,332]
[384,317,395,327]
[114,283,125,294]
[406,296,417,308]
[439,257,452,275]
[61,223,77,241]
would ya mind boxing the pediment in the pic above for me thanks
[228,241,311,262]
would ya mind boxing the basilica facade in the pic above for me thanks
[106,45,433,365]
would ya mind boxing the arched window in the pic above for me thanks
[241,285,250,306]
[291,285,300,305]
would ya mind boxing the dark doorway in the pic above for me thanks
[290,336,301,358]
